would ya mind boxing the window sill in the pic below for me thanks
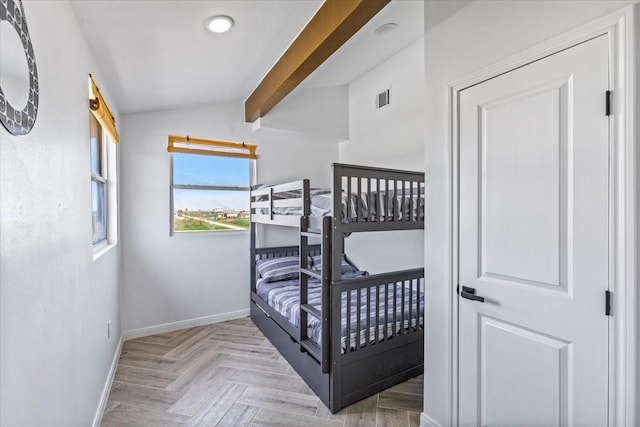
[93,241,117,261]
[170,230,250,237]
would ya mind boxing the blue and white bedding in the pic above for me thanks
[256,274,424,352]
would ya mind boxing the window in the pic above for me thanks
[169,136,255,234]
[89,74,119,249]
[90,114,107,245]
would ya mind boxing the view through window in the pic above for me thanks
[171,153,251,233]
[90,114,107,245]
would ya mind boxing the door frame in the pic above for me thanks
[447,6,637,426]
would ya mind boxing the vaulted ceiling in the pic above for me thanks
[70,0,425,116]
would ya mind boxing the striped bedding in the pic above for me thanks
[256,187,425,222]
[256,275,424,352]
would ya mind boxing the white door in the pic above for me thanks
[458,35,610,427]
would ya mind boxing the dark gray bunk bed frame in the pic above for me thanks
[249,163,425,413]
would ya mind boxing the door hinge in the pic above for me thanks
[605,90,612,116]
[605,290,612,316]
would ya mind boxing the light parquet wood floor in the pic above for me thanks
[101,317,423,427]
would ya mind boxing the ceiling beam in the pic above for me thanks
[244,0,390,123]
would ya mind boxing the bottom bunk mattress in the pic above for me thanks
[256,275,424,352]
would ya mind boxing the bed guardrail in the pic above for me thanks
[330,163,425,233]
[250,179,310,227]
[250,163,425,231]
[329,163,425,282]
[331,268,424,359]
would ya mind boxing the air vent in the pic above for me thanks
[376,89,390,109]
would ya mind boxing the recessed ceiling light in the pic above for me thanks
[205,15,234,33]
[374,22,398,35]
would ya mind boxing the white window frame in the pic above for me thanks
[91,114,108,249]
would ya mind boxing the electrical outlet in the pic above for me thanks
[108,321,111,339]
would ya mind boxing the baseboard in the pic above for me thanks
[421,412,444,427]
[92,334,124,427]
[122,308,250,340]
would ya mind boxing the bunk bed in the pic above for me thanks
[250,163,425,413]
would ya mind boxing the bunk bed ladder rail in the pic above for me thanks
[299,190,331,374]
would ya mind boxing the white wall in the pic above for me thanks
[636,4,640,421]
[635,4,640,419]
[339,37,425,274]
[422,1,638,425]
[257,84,350,141]
[120,103,338,332]
[340,37,425,171]
[0,1,121,426]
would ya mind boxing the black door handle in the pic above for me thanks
[460,285,485,303]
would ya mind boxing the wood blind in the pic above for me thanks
[167,135,257,160]
[88,74,119,143]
